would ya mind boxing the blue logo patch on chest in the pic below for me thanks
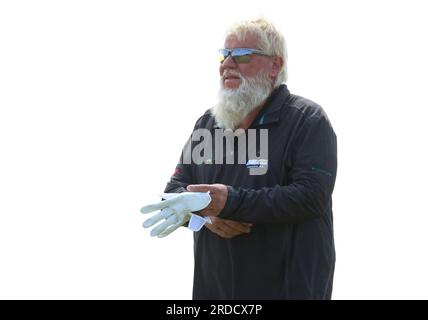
[246,159,268,168]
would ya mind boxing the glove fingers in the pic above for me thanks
[140,196,182,214]
[158,215,190,238]
[150,214,178,237]
[140,203,165,214]
[158,224,182,238]
[157,224,180,238]
[142,207,175,228]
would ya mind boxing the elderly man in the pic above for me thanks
[144,18,337,299]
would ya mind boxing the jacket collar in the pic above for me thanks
[250,84,290,127]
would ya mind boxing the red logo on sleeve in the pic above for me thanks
[172,167,181,176]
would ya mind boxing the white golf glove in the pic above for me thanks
[140,192,211,238]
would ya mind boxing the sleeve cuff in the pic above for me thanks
[218,185,241,219]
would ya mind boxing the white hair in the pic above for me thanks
[225,17,288,86]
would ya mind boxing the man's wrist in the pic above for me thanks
[218,185,238,219]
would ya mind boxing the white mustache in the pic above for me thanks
[221,71,242,80]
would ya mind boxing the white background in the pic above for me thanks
[1,0,427,299]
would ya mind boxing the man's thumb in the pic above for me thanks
[187,184,212,193]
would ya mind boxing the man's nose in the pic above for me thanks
[220,54,237,74]
[222,54,237,68]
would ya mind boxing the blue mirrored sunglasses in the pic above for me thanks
[218,48,270,64]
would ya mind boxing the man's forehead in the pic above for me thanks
[224,34,258,48]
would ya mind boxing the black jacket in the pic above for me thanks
[164,84,337,299]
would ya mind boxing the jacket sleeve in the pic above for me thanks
[219,114,337,224]
[162,138,194,228]
[163,135,194,194]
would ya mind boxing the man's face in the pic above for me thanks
[220,34,275,89]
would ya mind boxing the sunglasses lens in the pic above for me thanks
[234,54,252,63]
[219,49,229,62]
[218,49,257,64]
[232,48,253,64]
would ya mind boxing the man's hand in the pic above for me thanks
[187,184,228,217]
[205,216,252,239]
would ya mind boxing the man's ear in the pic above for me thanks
[270,57,284,79]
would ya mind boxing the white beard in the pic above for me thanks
[212,70,273,130]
